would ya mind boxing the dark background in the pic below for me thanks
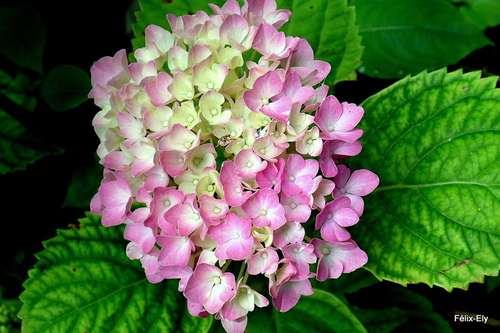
[1,1,499,332]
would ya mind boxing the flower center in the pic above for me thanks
[322,247,331,255]
[260,209,267,216]
[213,276,221,285]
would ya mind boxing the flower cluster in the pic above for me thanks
[89,0,379,331]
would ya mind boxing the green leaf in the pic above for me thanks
[349,68,500,290]
[40,65,91,111]
[352,306,409,333]
[0,4,45,74]
[485,275,500,293]
[449,0,500,29]
[351,0,492,78]
[0,69,38,112]
[0,108,62,175]
[351,285,453,333]
[244,289,367,333]
[61,159,103,208]
[312,268,380,295]
[0,297,23,330]
[273,289,367,333]
[19,213,213,333]
[278,0,363,85]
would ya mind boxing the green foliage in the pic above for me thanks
[0,108,62,175]
[449,0,500,29]
[0,292,22,333]
[19,213,213,333]
[0,5,45,74]
[244,289,367,333]
[273,289,367,333]
[61,159,103,208]
[10,1,500,332]
[40,65,91,111]
[351,0,492,78]
[0,5,90,174]
[0,69,37,112]
[278,0,363,84]
[352,285,453,333]
[349,68,500,290]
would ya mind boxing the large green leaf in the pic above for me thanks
[278,0,363,85]
[351,285,453,333]
[245,289,367,333]
[351,0,492,78]
[19,213,213,333]
[348,68,500,291]
[61,159,103,208]
[0,4,44,74]
[274,289,367,333]
[449,0,500,29]
[0,108,62,175]
[40,65,91,111]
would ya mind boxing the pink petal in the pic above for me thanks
[160,150,187,177]
[247,247,280,275]
[220,14,249,45]
[346,169,380,196]
[259,97,292,121]
[272,279,313,312]
[252,68,283,99]
[335,102,364,131]
[145,71,174,107]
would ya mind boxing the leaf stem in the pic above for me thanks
[221,259,232,272]
[236,260,247,282]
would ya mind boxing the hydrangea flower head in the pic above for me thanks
[89,0,379,331]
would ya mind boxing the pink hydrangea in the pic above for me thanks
[89,0,378,331]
